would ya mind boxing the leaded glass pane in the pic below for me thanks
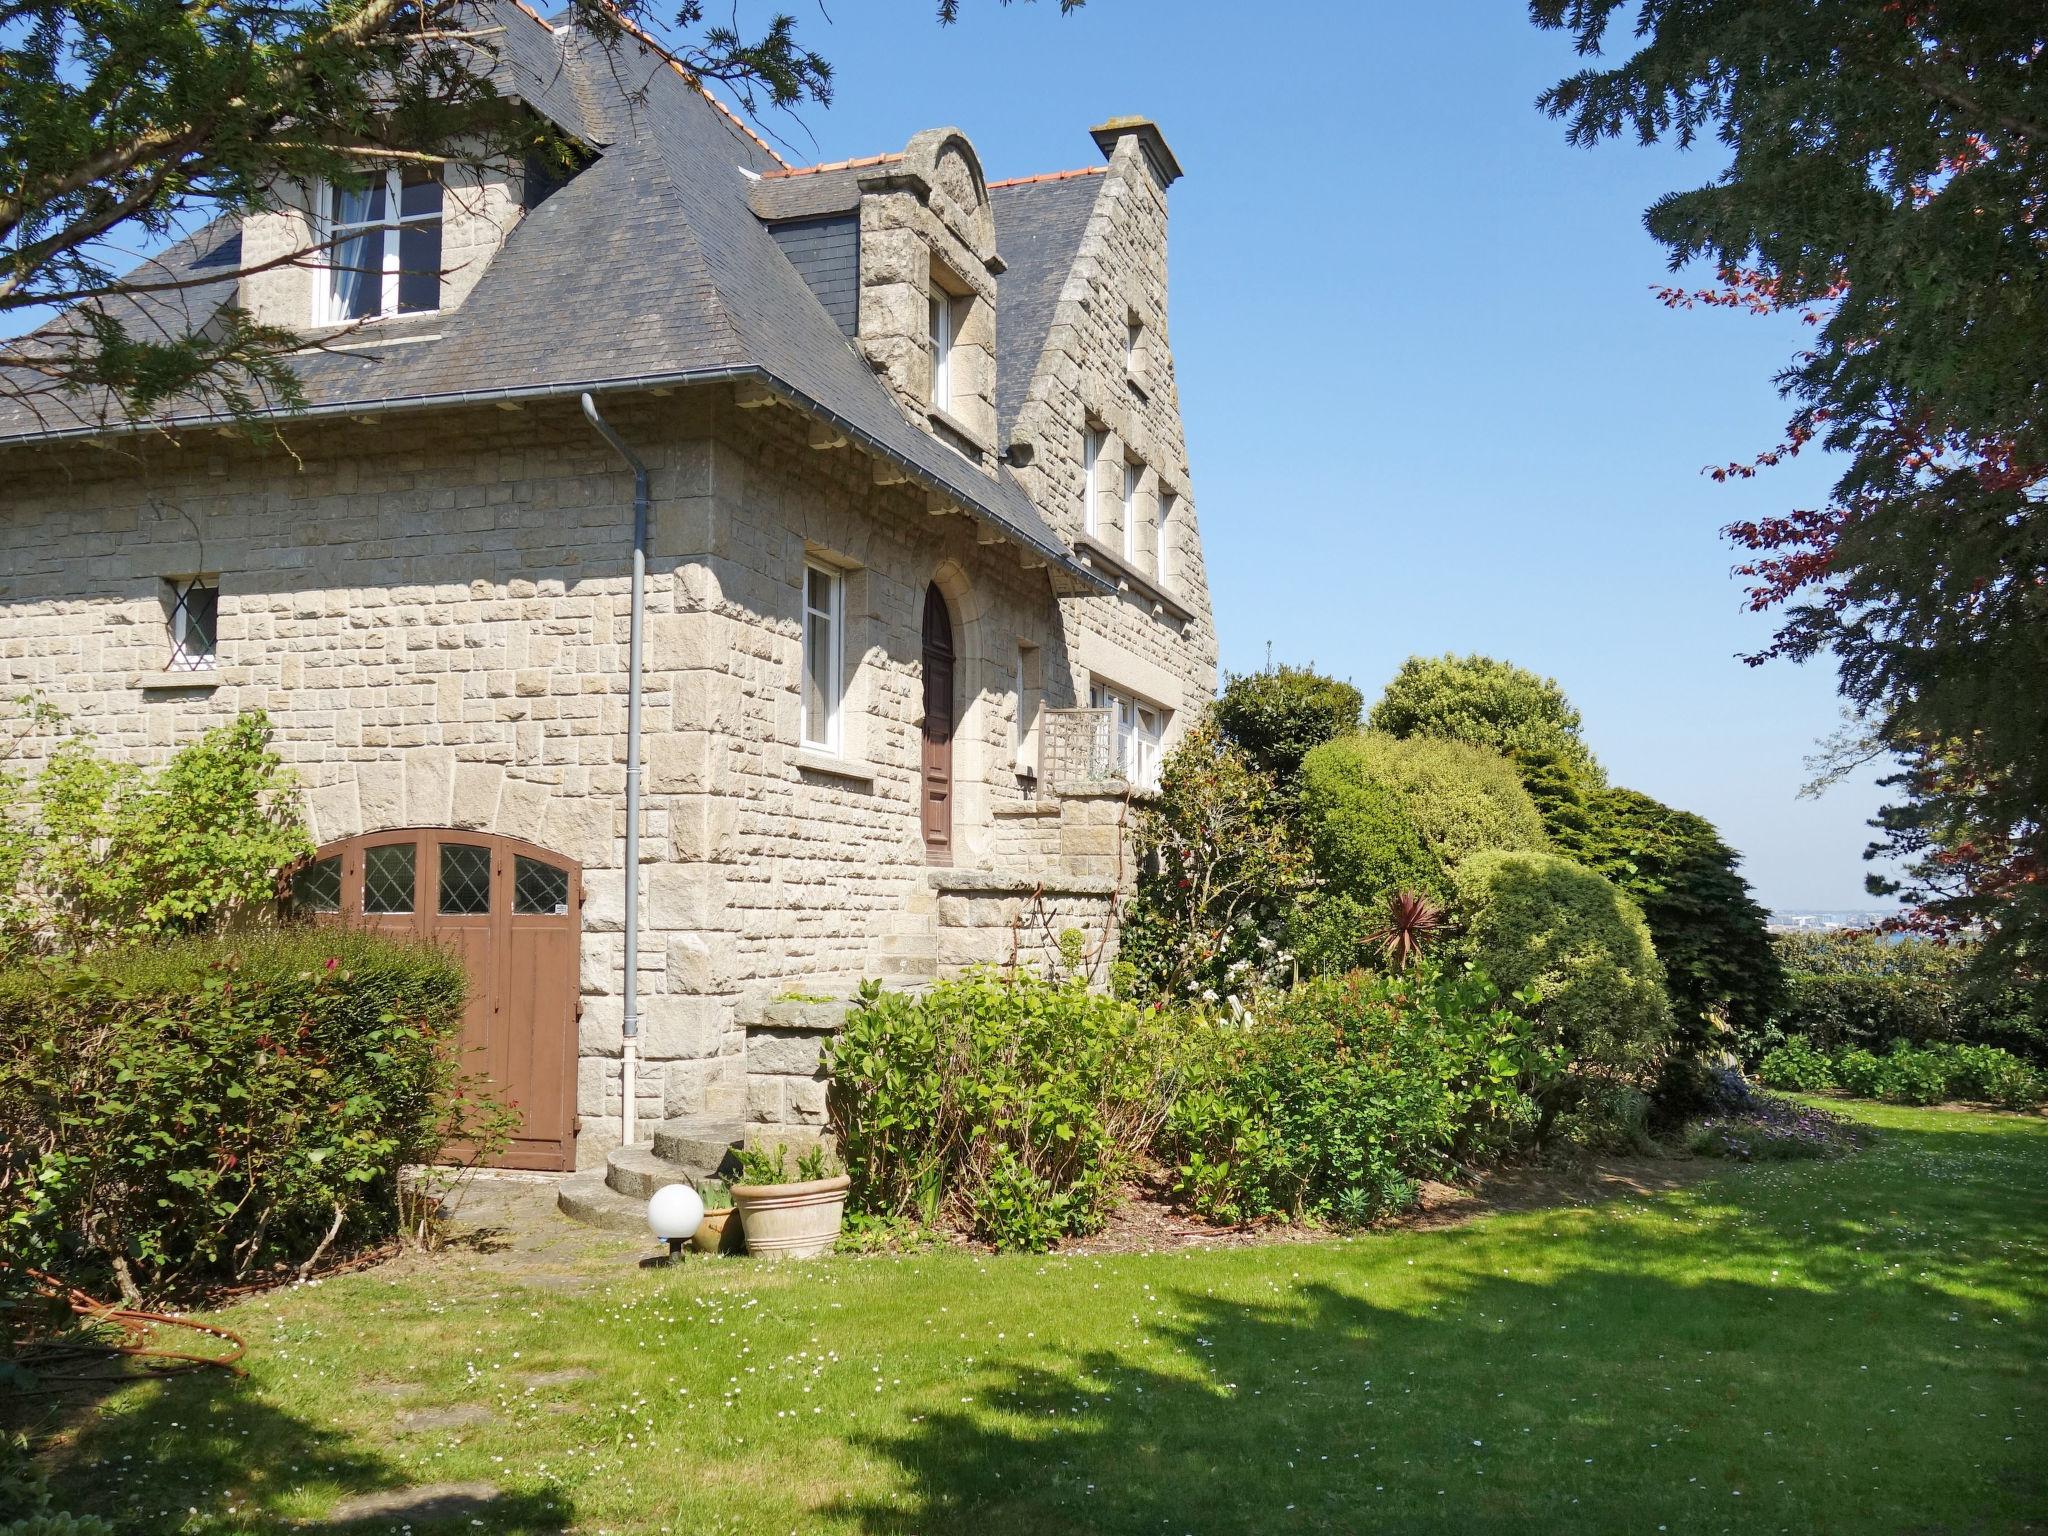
[363,843,416,914]
[514,856,569,916]
[438,843,492,916]
[293,855,342,914]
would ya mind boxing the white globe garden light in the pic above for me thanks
[647,1182,704,1262]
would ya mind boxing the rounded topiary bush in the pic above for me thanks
[1451,848,1673,1084]
[1299,732,1549,914]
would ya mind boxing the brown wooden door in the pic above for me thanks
[295,829,581,1172]
[921,583,955,864]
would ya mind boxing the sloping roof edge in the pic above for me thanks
[2,366,1114,595]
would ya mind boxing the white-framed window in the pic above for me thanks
[927,284,962,411]
[1081,428,1104,536]
[317,167,443,324]
[1122,459,1141,564]
[800,562,845,752]
[165,576,219,672]
[1156,490,1176,590]
[1090,680,1167,792]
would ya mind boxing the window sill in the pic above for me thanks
[1074,536,1192,623]
[792,748,877,786]
[926,405,994,459]
[132,666,246,692]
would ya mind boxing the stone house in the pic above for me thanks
[0,0,1217,1194]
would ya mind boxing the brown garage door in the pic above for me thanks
[293,829,581,1172]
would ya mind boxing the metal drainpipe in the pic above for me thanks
[579,393,648,1150]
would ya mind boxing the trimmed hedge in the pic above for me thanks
[1298,732,1548,916]
[0,929,484,1301]
[1451,849,1674,1086]
[1756,1038,2046,1108]
[1766,932,2045,1063]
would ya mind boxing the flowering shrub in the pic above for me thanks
[0,930,500,1302]
[825,973,1181,1251]
[1687,1091,1865,1162]
[1158,961,1559,1227]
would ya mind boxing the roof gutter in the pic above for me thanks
[6,364,1114,594]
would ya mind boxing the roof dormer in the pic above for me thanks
[237,152,538,335]
[853,130,1003,467]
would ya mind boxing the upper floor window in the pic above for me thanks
[320,168,443,323]
[1122,460,1141,564]
[165,576,218,672]
[1081,428,1105,537]
[801,562,845,752]
[1156,491,1176,590]
[927,283,964,411]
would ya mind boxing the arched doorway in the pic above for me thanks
[921,583,956,865]
[293,828,582,1172]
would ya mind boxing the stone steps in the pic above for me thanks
[554,1114,742,1231]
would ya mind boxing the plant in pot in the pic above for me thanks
[730,1144,849,1260]
[691,1180,739,1255]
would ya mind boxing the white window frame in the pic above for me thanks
[1081,428,1104,536]
[166,576,219,673]
[800,561,845,752]
[1089,679,1167,793]
[1122,460,1141,564]
[928,285,959,411]
[314,169,444,325]
[1156,490,1175,590]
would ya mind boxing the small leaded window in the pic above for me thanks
[166,577,217,671]
[362,843,417,914]
[438,843,492,916]
[293,855,342,914]
[514,855,570,916]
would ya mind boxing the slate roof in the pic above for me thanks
[988,169,1104,444]
[0,0,1110,587]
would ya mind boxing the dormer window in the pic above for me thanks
[927,279,965,411]
[320,168,443,323]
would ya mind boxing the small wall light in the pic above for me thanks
[647,1182,705,1263]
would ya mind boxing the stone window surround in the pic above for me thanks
[799,556,846,754]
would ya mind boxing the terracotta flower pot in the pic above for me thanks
[692,1206,739,1255]
[728,1173,851,1260]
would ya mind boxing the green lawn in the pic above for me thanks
[23,1100,2048,1534]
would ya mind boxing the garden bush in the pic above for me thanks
[1450,849,1673,1092]
[1758,1037,2045,1109]
[0,712,309,960]
[0,929,496,1302]
[1158,961,1557,1226]
[1118,715,1314,1004]
[1368,653,1604,785]
[1765,932,2044,1063]
[825,973,1181,1251]
[1210,665,1362,798]
[1574,787,1782,1055]
[1756,1037,1837,1092]
[1297,733,1548,954]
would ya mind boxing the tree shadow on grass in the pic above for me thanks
[9,1369,572,1533]
[831,1120,2048,1535]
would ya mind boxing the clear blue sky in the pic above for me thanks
[768,0,1894,915]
